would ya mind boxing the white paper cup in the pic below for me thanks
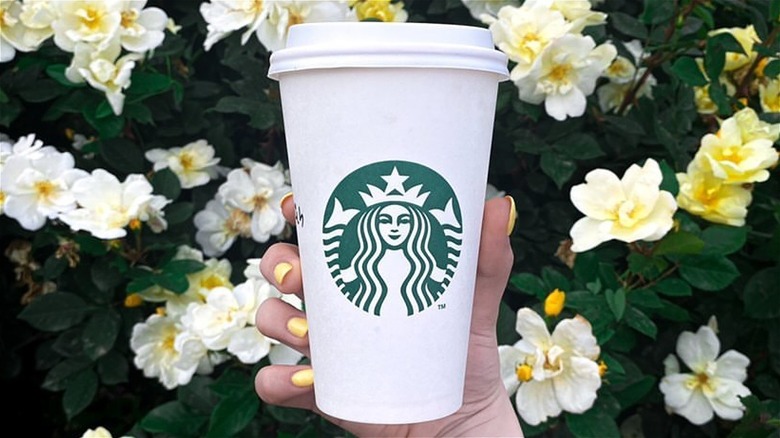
[268,22,508,424]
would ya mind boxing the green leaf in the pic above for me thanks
[744,267,780,320]
[42,357,92,391]
[211,368,251,398]
[214,96,276,130]
[97,351,128,385]
[653,231,704,256]
[541,266,571,293]
[540,151,576,189]
[606,288,626,321]
[765,59,780,78]
[63,368,98,420]
[772,0,780,21]
[151,273,189,294]
[75,234,109,256]
[701,225,747,255]
[625,306,657,339]
[573,252,599,283]
[658,159,679,196]
[140,401,207,436]
[151,168,181,200]
[679,255,740,291]
[178,376,220,414]
[708,81,731,115]
[613,375,656,409]
[165,202,195,225]
[163,259,206,275]
[627,289,663,309]
[510,273,546,298]
[43,255,68,279]
[91,258,122,292]
[565,405,620,438]
[18,293,88,332]
[45,64,84,88]
[653,278,692,296]
[206,389,259,438]
[671,57,709,87]
[610,12,648,39]
[127,72,173,101]
[99,138,145,173]
[84,110,124,139]
[513,129,548,154]
[658,299,691,322]
[641,0,675,25]
[627,253,667,279]
[265,405,311,425]
[82,310,120,360]
[556,134,604,160]
[704,39,726,82]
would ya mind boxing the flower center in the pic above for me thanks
[179,151,196,171]
[764,88,780,112]
[79,6,104,31]
[607,59,630,77]
[287,11,304,29]
[121,9,138,28]
[354,0,396,22]
[201,274,228,290]
[251,0,264,13]
[549,64,573,84]
[617,199,644,227]
[226,208,252,237]
[34,180,56,200]
[0,191,5,205]
[161,332,176,352]
[516,364,533,382]
[516,31,542,61]
[718,146,743,164]
[253,191,270,211]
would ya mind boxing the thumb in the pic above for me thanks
[470,196,515,336]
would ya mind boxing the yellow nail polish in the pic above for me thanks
[274,262,293,285]
[280,192,293,209]
[505,195,517,236]
[287,317,309,338]
[291,369,314,387]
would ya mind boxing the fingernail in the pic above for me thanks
[274,262,293,285]
[280,192,293,209]
[287,317,308,338]
[291,368,314,387]
[505,195,517,236]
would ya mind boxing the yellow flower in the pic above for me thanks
[760,78,780,114]
[350,0,408,22]
[544,288,566,317]
[733,107,780,143]
[709,25,761,72]
[124,293,144,308]
[695,116,779,184]
[676,165,752,226]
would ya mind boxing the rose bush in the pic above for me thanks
[0,0,778,437]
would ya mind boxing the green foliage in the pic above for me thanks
[1,0,779,437]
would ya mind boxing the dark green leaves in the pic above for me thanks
[19,293,88,332]
[99,138,146,173]
[705,33,744,80]
[679,255,740,291]
[606,289,627,321]
[653,231,705,256]
[611,12,648,39]
[140,401,207,437]
[82,311,121,360]
[671,57,709,87]
[625,306,657,339]
[701,225,747,255]
[540,151,577,189]
[744,267,780,319]
[63,369,98,420]
[206,389,260,438]
[151,168,182,200]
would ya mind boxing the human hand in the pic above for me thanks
[255,195,523,437]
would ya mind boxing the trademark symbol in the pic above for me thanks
[438,303,446,310]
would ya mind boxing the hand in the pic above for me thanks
[255,195,523,437]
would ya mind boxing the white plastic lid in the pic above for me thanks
[268,23,509,80]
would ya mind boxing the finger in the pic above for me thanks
[281,192,295,224]
[471,197,515,336]
[256,297,310,357]
[255,365,317,410]
[260,243,304,300]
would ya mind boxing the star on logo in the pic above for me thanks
[381,167,409,194]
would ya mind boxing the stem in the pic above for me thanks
[736,25,780,99]
[617,0,703,115]
[638,263,680,290]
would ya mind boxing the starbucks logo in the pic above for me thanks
[323,161,462,316]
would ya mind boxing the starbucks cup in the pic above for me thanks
[268,23,508,424]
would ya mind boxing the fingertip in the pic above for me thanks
[281,192,295,224]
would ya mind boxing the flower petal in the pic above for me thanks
[677,326,720,372]
[553,356,601,413]
[515,379,561,426]
[673,388,714,425]
[570,168,624,220]
[714,350,750,382]
[708,378,750,421]
[660,373,695,409]
[515,308,551,348]
[551,315,600,360]
[499,345,524,395]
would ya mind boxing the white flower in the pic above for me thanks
[130,313,207,389]
[118,0,167,52]
[569,158,677,252]
[137,193,170,233]
[487,2,571,82]
[66,40,141,115]
[256,0,352,52]
[0,0,52,62]
[194,198,252,257]
[516,34,615,120]
[18,0,56,44]
[1,147,87,230]
[709,25,760,72]
[694,116,779,185]
[461,0,518,24]
[60,169,157,239]
[145,139,221,189]
[542,0,606,33]
[499,308,601,426]
[676,164,752,227]
[597,74,656,113]
[218,161,290,243]
[733,106,780,144]
[200,0,269,51]
[51,0,123,52]
[659,325,751,425]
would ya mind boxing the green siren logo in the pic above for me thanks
[323,161,462,317]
